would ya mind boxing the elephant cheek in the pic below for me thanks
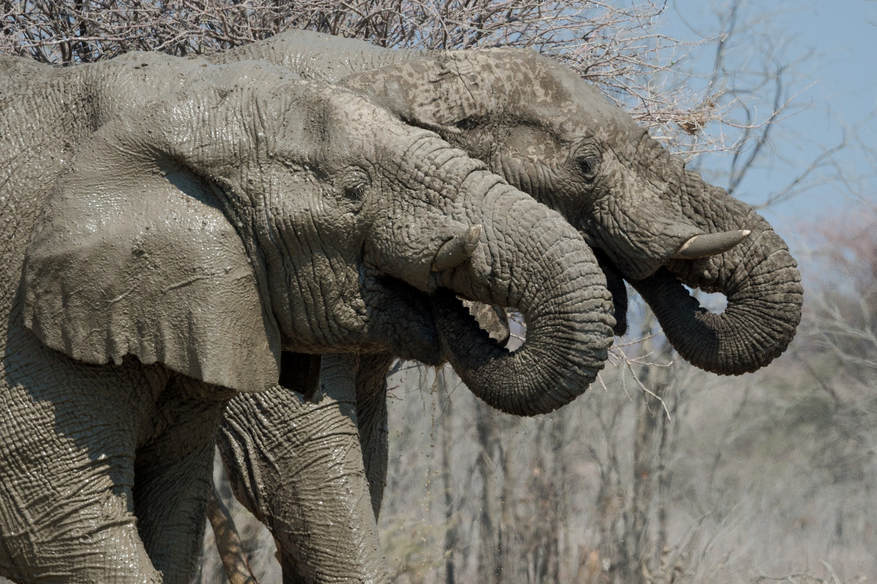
[274,257,369,353]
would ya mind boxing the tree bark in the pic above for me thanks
[439,367,457,584]
[475,399,501,583]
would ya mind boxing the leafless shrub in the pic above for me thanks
[3,0,785,155]
[1,1,674,68]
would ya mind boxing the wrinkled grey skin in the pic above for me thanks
[209,30,804,584]
[0,50,614,583]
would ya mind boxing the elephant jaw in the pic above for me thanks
[329,270,441,366]
[587,228,753,341]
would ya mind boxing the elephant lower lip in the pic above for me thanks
[365,275,442,364]
[591,247,629,336]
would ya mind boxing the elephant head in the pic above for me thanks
[339,49,803,375]
[21,54,614,414]
[195,37,804,584]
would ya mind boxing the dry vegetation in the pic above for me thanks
[3,1,875,583]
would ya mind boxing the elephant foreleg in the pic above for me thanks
[0,330,165,584]
[134,375,229,584]
[218,353,390,584]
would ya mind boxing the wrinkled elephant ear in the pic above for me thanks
[22,117,281,393]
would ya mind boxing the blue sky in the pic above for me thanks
[659,0,877,255]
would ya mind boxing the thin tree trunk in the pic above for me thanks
[549,411,567,583]
[624,332,673,583]
[500,423,516,582]
[528,418,558,584]
[655,397,671,569]
[475,399,501,583]
[626,384,657,582]
[439,367,457,584]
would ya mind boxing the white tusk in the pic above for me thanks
[432,224,482,272]
[671,229,751,260]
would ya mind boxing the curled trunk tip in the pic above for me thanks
[434,188,615,416]
[637,228,802,375]
[433,289,613,416]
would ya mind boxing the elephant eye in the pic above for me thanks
[339,168,370,206]
[456,116,481,131]
[345,184,366,202]
[576,154,600,182]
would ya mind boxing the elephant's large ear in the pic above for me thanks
[22,118,281,393]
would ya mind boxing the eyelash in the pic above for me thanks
[577,154,599,181]
[345,185,366,201]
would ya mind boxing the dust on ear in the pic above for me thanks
[22,120,281,394]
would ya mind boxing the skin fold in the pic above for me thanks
[0,50,613,583]
[209,30,804,584]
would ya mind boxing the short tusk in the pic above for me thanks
[432,224,482,271]
[670,229,751,260]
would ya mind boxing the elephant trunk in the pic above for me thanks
[632,184,803,375]
[435,175,615,415]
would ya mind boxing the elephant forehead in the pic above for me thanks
[320,85,414,138]
[596,146,668,203]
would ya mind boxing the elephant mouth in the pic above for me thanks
[360,263,515,367]
[463,300,512,347]
[591,248,630,336]
[589,226,754,338]
[362,274,441,364]
[430,291,514,363]
[363,277,515,371]
[591,245,728,338]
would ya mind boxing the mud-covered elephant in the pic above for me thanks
[0,50,616,583]
[206,31,805,584]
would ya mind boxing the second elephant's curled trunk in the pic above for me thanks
[434,180,615,416]
[633,198,803,375]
